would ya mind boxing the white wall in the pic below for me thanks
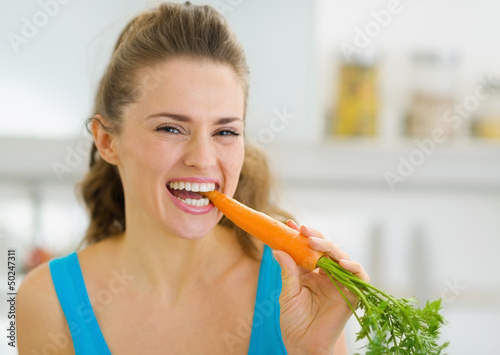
[0,0,317,142]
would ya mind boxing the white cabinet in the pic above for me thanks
[266,142,500,354]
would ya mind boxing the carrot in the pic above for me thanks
[200,189,449,354]
[200,189,323,271]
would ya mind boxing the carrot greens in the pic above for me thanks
[317,257,449,354]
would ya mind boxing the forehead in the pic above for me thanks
[132,58,245,121]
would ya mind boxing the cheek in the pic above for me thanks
[225,144,245,178]
[118,131,168,181]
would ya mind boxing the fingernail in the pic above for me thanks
[309,236,324,244]
[339,259,350,265]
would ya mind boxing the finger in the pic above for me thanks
[307,237,350,262]
[286,219,300,232]
[299,225,325,239]
[272,250,301,298]
[338,259,370,283]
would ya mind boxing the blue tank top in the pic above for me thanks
[49,245,288,354]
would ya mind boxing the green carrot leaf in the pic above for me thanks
[317,256,449,354]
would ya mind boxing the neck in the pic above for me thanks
[116,215,246,303]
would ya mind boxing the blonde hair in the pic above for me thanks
[79,2,291,258]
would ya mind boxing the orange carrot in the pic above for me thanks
[200,190,449,354]
[200,190,323,270]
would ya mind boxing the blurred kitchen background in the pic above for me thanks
[1,0,500,353]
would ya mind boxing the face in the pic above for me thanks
[110,58,245,240]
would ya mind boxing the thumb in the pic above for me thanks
[273,250,301,299]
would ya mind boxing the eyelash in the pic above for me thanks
[155,125,181,135]
[216,128,240,137]
[155,125,240,137]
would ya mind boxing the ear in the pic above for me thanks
[91,115,120,165]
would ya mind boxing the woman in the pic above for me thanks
[17,3,369,354]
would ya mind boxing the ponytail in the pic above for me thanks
[78,143,125,248]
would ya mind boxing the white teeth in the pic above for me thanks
[176,196,210,207]
[168,181,215,192]
[168,181,215,207]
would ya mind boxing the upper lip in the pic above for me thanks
[167,177,220,190]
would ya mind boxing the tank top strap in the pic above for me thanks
[49,252,111,354]
[248,245,288,354]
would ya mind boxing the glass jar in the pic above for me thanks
[471,79,500,140]
[330,54,378,137]
[405,50,460,139]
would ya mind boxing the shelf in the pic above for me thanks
[0,137,90,184]
[265,140,500,192]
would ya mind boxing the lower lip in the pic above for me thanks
[166,187,214,215]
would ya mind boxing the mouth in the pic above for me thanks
[166,180,219,212]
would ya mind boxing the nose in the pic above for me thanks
[183,135,217,171]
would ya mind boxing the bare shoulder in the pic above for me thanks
[17,261,75,355]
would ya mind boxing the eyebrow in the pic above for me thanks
[145,113,243,125]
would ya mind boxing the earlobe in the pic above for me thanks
[91,115,120,165]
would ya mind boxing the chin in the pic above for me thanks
[168,220,217,241]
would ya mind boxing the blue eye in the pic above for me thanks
[156,125,181,134]
[216,129,240,137]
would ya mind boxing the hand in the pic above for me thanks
[275,220,369,355]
